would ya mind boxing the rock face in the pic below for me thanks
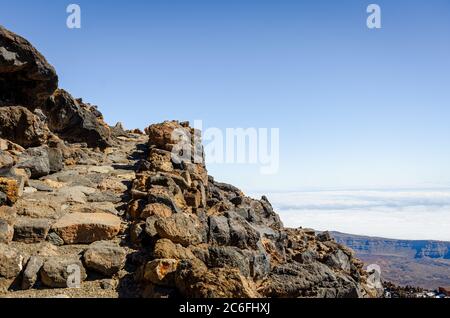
[0,26,58,108]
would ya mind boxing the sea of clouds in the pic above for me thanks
[250,189,450,241]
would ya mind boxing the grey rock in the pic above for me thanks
[0,219,14,244]
[208,215,230,245]
[0,191,6,205]
[40,257,87,288]
[44,89,112,149]
[16,147,50,178]
[46,232,65,246]
[22,256,44,289]
[207,246,250,277]
[0,244,24,279]
[325,249,351,273]
[13,217,52,243]
[83,241,127,277]
[87,191,121,203]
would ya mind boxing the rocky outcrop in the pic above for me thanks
[44,89,112,149]
[0,26,111,149]
[0,26,58,108]
[129,121,379,298]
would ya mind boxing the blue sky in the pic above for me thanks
[2,0,450,192]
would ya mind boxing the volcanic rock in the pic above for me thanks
[0,26,58,108]
[0,106,49,148]
[44,89,112,149]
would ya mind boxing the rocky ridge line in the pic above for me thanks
[0,25,381,298]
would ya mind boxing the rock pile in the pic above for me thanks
[129,121,380,298]
[0,26,381,298]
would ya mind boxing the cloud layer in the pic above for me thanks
[251,190,450,241]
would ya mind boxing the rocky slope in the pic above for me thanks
[0,25,380,298]
[332,232,450,289]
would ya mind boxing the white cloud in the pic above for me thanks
[250,190,450,241]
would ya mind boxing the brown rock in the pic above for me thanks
[141,203,173,219]
[52,212,122,244]
[154,213,204,247]
[153,239,196,260]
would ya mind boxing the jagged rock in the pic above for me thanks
[154,213,204,247]
[324,249,351,273]
[83,241,126,277]
[208,215,230,245]
[13,217,52,243]
[16,146,62,178]
[0,106,49,148]
[52,212,122,244]
[110,122,128,138]
[0,244,24,278]
[207,246,251,277]
[0,26,58,108]
[22,256,44,289]
[40,257,87,288]
[44,89,111,149]
[0,219,13,243]
[227,212,261,250]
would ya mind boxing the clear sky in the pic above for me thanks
[2,0,450,192]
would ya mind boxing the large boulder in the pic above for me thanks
[0,106,49,148]
[0,26,58,108]
[52,212,122,244]
[44,89,112,149]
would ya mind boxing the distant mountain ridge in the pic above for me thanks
[331,232,450,259]
[331,232,450,289]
